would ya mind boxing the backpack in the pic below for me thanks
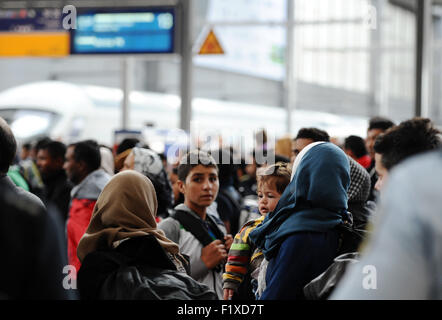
[303,252,360,300]
[335,210,368,256]
[302,213,367,300]
[78,235,217,300]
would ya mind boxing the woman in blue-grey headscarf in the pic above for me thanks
[249,142,350,300]
[122,147,173,220]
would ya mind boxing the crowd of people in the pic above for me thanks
[0,114,440,300]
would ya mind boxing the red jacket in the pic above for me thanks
[357,155,372,169]
[67,199,97,273]
[66,170,110,273]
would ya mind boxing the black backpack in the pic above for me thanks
[78,235,217,300]
[303,214,367,300]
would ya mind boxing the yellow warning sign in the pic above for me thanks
[198,29,224,55]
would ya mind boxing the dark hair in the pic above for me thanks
[22,143,31,150]
[69,140,101,173]
[257,162,292,195]
[177,150,218,182]
[275,154,290,163]
[344,135,368,158]
[40,141,67,160]
[295,127,330,142]
[368,117,395,131]
[158,152,167,162]
[116,138,139,155]
[374,117,440,170]
[0,117,17,173]
[33,137,52,152]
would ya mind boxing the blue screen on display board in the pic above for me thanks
[70,8,176,54]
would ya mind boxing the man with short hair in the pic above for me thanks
[64,140,110,272]
[365,117,395,200]
[291,127,330,163]
[37,140,73,224]
[158,150,233,299]
[344,135,371,169]
[373,117,440,191]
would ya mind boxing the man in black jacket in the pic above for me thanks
[0,117,73,299]
[37,140,73,224]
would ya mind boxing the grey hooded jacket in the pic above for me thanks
[331,150,442,299]
[158,204,227,299]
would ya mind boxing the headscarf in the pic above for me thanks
[347,156,371,203]
[290,141,325,181]
[132,147,164,176]
[114,148,132,173]
[132,147,173,218]
[77,170,182,264]
[249,142,350,260]
[100,147,115,176]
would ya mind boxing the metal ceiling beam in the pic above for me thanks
[415,0,433,118]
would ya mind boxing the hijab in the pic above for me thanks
[290,141,325,181]
[100,146,115,176]
[77,170,181,264]
[347,156,371,203]
[132,147,173,217]
[249,142,350,260]
[114,148,132,173]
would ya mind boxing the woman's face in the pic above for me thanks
[121,151,135,171]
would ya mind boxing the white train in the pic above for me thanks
[0,81,368,153]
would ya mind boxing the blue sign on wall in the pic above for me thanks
[70,8,176,54]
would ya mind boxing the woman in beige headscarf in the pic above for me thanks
[75,170,219,300]
[77,170,183,268]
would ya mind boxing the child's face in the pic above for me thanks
[257,182,281,216]
[178,164,219,210]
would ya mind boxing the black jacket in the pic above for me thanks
[42,170,73,224]
[0,175,73,299]
[78,235,217,300]
[348,200,376,231]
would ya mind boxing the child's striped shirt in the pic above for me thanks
[223,215,265,292]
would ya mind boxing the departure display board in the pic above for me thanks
[0,8,69,57]
[0,6,177,57]
[70,8,176,54]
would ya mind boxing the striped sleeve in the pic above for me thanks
[222,216,264,291]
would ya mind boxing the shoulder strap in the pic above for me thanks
[205,213,226,241]
[171,210,223,247]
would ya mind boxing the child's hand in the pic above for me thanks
[224,234,234,251]
[223,288,234,300]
